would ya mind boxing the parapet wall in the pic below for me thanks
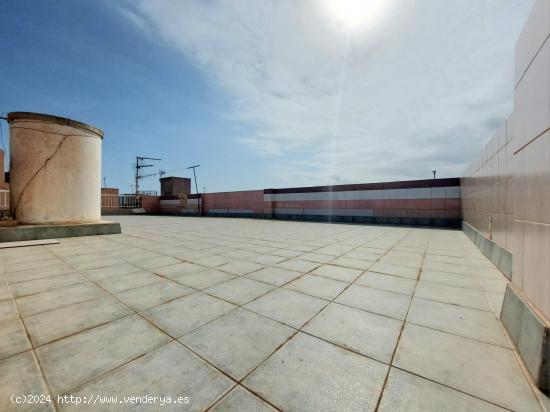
[181,178,461,227]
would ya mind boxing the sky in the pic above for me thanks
[0,0,534,193]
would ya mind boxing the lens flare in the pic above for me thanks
[324,0,390,30]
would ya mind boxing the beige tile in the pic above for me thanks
[356,272,416,295]
[181,308,294,380]
[96,271,162,294]
[17,283,104,317]
[6,264,75,284]
[370,262,419,279]
[143,292,236,337]
[0,319,31,359]
[249,254,287,265]
[275,259,320,273]
[285,274,348,301]
[134,256,181,270]
[329,257,374,271]
[245,288,327,328]
[420,269,481,289]
[0,351,54,412]
[244,332,388,412]
[245,267,302,286]
[65,341,233,412]
[311,264,363,282]
[205,278,275,305]
[115,280,194,311]
[393,324,540,411]
[336,284,411,320]
[173,269,235,290]
[0,299,19,323]
[36,314,170,395]
[84,263,142,281]
[218,261,264,276]
[25,295,132,346]
[303,303,402,363]
[11,273,87,297]
[379,368,506,412]
[211,386,276,412]
[414,281,492,311]
[407,298,509,347]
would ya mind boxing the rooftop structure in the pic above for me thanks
[0,216,546,411]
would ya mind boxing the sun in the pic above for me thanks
[324,0,390,30]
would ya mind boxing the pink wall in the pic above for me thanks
[462,0,550,319]
[203,190,265,214]
[141,195,160,213]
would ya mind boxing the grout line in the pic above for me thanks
[374,229,424,411]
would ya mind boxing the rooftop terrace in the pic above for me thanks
[1,216,546,411]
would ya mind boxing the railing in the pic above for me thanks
[0,190,9,211]
[101,194,141,208]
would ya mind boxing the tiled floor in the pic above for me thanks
[0,216,547,411]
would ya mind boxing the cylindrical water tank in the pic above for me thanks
[7,112,103,224]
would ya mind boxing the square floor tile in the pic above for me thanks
[223,250,259,259]
[205,278,275,305]
[329,257,374,271]
[0,352,54,412]
[84,263,142,281]
[96,271,162,294]
[275,259,320,273]
[36,315,170,395]
[420,269,481,289]
[311,264,363,282]
[342,251,382,262]
[244,332,388,412]
[245,288,327,328]
[0,299,19,323]
[285,274,348,301]
[115,280,194,311]
[303,303,402,363]
[356,272,416,295]
[193,255,233,267]
[17,283,104,317]
[0,319,31,360]
[393,324,539,411]
[407,298,509,347]
[218,261,264,276]
[11,273,87,298]
[211,385,276,412]
[249,254,287,265]
[181,308,294,380]
[134,256,182,271]
[336,284,411,320]
[152,262,206,279]
[7,264,74,284]
[298,252,334,263]
[414,281,491,311]
[0,284,12,301]
[378,368,506,412]
[369,262,419,279]
[25,295,132,346]
[66,341,233,412]
[173,269,236,290]
[245,267,302,286]
[143,292,236,337]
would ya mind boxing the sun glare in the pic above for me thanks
[324,0,390,30]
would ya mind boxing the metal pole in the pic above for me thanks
[135,157,139,195]
[187,165,201,216]
[192,168,198,194]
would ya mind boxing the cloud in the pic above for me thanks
[117,0,533,186]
